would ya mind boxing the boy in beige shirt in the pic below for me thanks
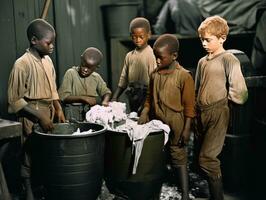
[111,17,157,114]
[8,19,65,200]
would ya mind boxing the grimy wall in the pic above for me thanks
[0,0,122,119]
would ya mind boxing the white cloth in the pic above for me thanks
[85,102,127,129]
[116,119,170,174]
[72,128,93,135]
[86,103,170,174]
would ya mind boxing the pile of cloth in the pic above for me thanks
[85,102,127,130]
[86,102,170,174]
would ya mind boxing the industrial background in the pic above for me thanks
[0,0,265,200]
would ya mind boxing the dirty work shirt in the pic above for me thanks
[143,62,195,166]
[8,49,59,114]
[8,48,58,137]
[118,45,157,89]
[195,51,248,106]
[144,62,195,120]
[58,66,111,101]
[194,51,248,178]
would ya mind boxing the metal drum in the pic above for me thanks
[104,130,166,200]
[33,122,106,200]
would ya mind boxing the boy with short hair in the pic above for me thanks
[194,15,248,200]
[58,47,112,121]
[111,17,157,114]
[138,34,195,200]
[8,18,65,200]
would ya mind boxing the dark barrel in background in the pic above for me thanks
[104,130,166,200]
[220,50,254,193]
[101,2,140,38]
[246,75,266,199]
[220,50,266,195]
[32,123,106,200]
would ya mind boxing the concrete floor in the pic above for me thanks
[97,181,245,200]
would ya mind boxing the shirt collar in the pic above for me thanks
[26,48,43,62]
[206,51,227,61]
[157,61,180,74]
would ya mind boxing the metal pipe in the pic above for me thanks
[40,0,52,19]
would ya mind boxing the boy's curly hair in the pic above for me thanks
[153,34,179,54]
[129,17,151,34]
[198,15,229,38]
[81,47,103,64]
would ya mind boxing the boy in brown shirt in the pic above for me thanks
[8,19,65,200]
[139,34,195,200]
[194,16,248,200]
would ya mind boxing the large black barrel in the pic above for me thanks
[220,134,251,193]
[101,2,140,38]
[33,123,106,200]
[221,76,266,194]
[104,130,166,200]
[248,76,266,199]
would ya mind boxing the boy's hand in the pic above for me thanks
[138,113,149,124]
[178,129,191,147]
[39,115,54,132]
[53,100,66,123]
[102,101,109,107]
[102,93,111,107]
[55,109,66,123]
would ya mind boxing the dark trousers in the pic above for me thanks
[63,103,90,122]
[125,82,147,114]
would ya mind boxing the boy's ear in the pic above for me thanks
[220,35,227,43]
[172,52,178,60]
[148,31,151,39]
[31,35,38,45]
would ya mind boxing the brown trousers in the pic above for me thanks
[194,98,229,179]
[154,106,187,167]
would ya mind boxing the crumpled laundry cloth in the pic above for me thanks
[72,128,93,135]
[85,102,127,129]
[115,119,170,174]
[86,103,170,174]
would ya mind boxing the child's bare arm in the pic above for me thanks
[102,93,112,106]
[178,117,192,147]
[111,87,125,101]
[53,100,66,123]
[138,107,150,124]
[19,105,54,131]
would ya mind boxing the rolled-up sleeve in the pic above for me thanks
[96,74,112,97]
[58,69,73,101]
